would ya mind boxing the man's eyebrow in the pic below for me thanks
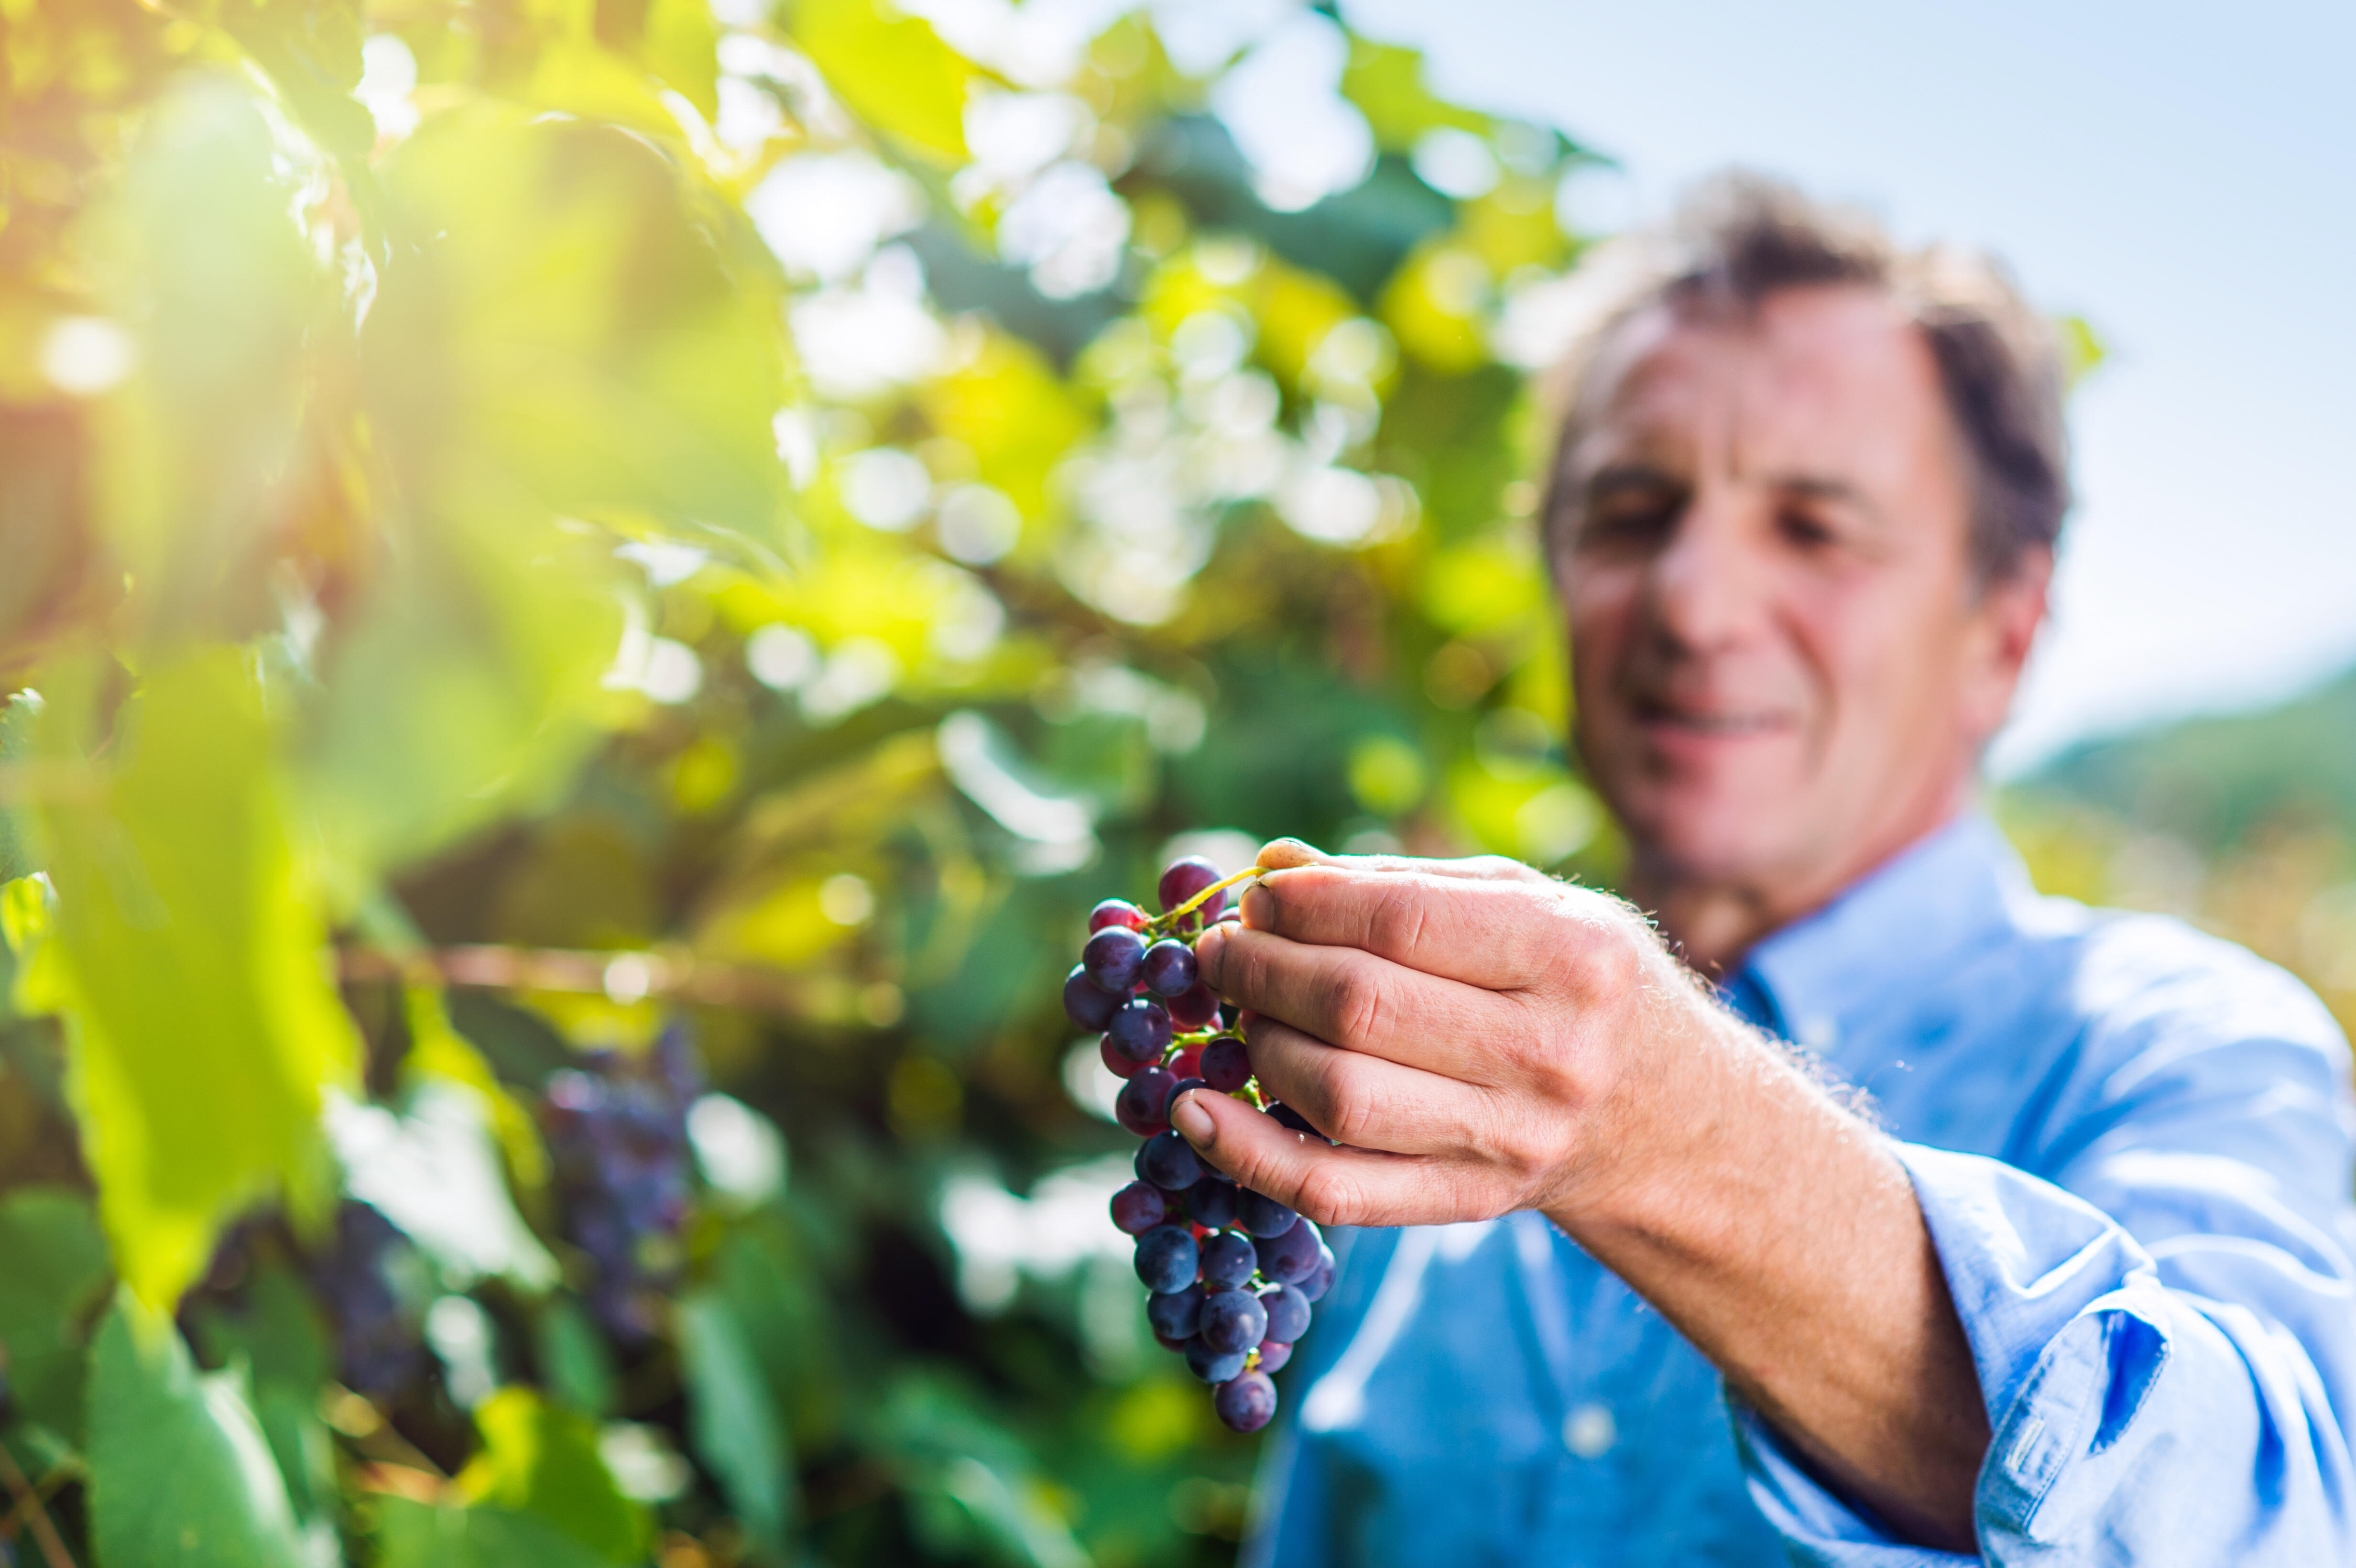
[1580,461,1685,499]
[1774,473,1886,523]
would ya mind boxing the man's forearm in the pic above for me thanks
[1545,988,1989,1550]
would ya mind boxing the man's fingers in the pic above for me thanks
[1240,1015,1493,1157]
[1237,862,1590,991]
[1257,838,1548,886]
[1194,923,1505,1083]
[1169,1089,1507,1230]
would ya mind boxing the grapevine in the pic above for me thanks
[1073,856,1338,1434]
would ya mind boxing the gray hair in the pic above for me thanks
[1539,172,2072,585]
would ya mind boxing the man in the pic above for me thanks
[1172,176,2356,1563]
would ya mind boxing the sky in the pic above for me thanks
[1335,0,2356,773]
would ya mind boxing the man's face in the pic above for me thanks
[1553,285,2045,897]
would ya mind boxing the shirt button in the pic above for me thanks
[1563,1402,1615,1458]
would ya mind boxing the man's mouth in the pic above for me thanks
[1628,697,1793,737]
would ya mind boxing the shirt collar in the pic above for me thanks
[1735,813,2030,1054]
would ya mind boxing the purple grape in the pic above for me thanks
[1141,939,1198,997]
[1214,1370,1278,1433]
[1169,981,1221,1030]
[1267,1101,1325,1139]
[1298,1246,1336,1303]
[1161,1077,1209,1121]
[1116,1067,1178,1138]
[1185,1337,1248,1384]
[1083,926,1148,992]
[1254,1215,1321,1285]
[1089,899,1147,933]
[1254,1339,1292,1374]
[1064,966,1121,1031]
[1200,1287,1269,1354]
[1105,998,1172,1064]
[1199,1035,1252,1092]
[1200,1229,1257,1290]
[1100,1035,1145,1080]
[1185,1176,1239,1230]
[1158,857,1226,931]
[1134,1224,1199,1294]
[1145,1284,1204,1340]
[1140,1130,1204,1191]
[1260,1283,1311,1343]
[1237,1188,1299,1240]
[1110,1181,1167,1235]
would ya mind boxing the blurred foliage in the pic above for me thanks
[1999,663,2356,1043]
[0,0,1616,1561]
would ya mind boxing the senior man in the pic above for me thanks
[1174,177,2356,1564]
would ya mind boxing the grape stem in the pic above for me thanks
[1145,866,1266,936]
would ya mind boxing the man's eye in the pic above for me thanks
[1777,509,1838,549]
[1580,498,1679,546]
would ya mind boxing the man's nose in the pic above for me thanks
[1640,493,1773,657]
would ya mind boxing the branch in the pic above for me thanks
[338,944,813,1017]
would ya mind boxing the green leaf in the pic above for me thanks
[678,1288,791,1552]
[456,1387,650,1565]
[533,1297,618,1421]
[1341,38,1490,151]
[365,105,787,544]
[374,1495,616,1568]
[34,649,360,1310]
[0,1187,111,1437]
[189,1265,337,1525]
[87,1292,307,1568]
[792,0,981,163]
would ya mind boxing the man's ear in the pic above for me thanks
[1965,544,2053,739]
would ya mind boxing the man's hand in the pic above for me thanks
[1181,839,1711,1230]
[1176,839,1991,1554]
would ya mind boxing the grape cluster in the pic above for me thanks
[540,1022,703,1341]
[307,1200,425,1397]
[1073,857,1337,1435]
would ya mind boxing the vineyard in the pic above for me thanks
[3,0,2345,1565]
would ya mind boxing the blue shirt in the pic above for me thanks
[1244,815,2356,1565]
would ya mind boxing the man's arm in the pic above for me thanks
[1180,847,1990,1547]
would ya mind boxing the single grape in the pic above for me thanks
[1110,1181,1167,1235]
[1161,1076,1209,1121]
[1100,1035,1145,1080]
[1297,1246,1336,1304]
[1254,1339,1293,1374]
[1105,998,1173,1064]
[1198,1035,1252,1092]
[1167,1043,1203,1080]
[1185,1176,1239,1230]
[1200,1229,1257,1290]
[1267,1101,1325,1139]
[1089,899,1148,934]
[1214,1370,1278,1433]
[1116,1066,1178,1138]
[1158,856,1226,932]
[1260,1282,1312,1343]
[1145,1284,1205,1340]
[1064,966,1121,1031]
[1134,1224,1200,1294]
[1168,981,1221,1031]
[1141,939,1198,997]
[1254,1215,1321,1285]
[1237,1188,1300,1240]
[1184,1337,1248,1385]
[1200,1287,1269,1354]
[1140,1129,1204,1190]
[1083,926,1148,993]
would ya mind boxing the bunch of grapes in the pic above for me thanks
[307,1200,426,1397]
[540,1022,703,1341]
[1071,856,1337,1435]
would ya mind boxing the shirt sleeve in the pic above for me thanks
[1736,983,2356,1565]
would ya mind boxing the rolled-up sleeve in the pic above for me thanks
[1736,1010,2356,1564]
